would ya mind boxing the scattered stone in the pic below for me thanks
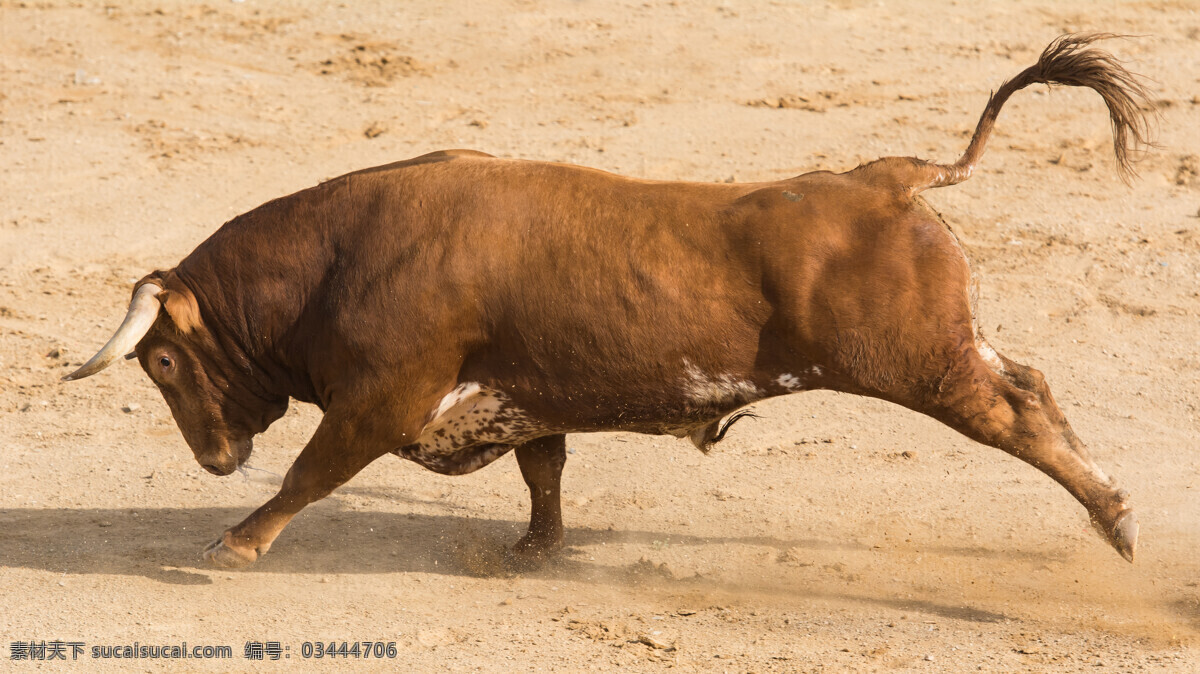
[364,122,387,139]
[122,403,141,413]
[637,634,675,651]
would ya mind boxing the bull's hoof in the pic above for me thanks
[1107,509,1139,563]
[202,532,261,569]
[505,533,563,572]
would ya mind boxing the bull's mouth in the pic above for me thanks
[199,437,253,476]
[202,462,235,476]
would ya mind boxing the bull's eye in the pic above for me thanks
[159,355,173,369]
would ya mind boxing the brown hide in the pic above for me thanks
[172,155,971,430]
[69,34,1151,569]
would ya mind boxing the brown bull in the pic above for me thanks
[66,34,1153,568]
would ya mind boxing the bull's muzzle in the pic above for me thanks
[198,437,253,477]
[202,462,235,476]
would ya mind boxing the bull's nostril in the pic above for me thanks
[202,464,223,475]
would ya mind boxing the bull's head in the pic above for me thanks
[64,273,288,476]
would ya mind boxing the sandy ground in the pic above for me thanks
[2,0,1199,671]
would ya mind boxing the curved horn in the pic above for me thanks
[63,283,163,381]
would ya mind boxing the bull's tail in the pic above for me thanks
[911,33,1154,194]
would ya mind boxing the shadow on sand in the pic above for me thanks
[0,501,1029,624]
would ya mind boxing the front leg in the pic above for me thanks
[510,434,567,566]
[203,411,398,569]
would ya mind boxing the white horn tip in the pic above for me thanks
[61,282,163,383]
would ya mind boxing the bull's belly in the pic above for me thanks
[394,362,815,475]
[392,380,719,476]
[394,383,558,475]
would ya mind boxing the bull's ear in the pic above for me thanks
[160,285,203,335]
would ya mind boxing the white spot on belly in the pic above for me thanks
[397,383,549,475]
[432,382,481,419]
[776,373,805,392]
[682,359,762,410]
[776,365,824,392]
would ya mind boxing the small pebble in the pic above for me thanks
[638,634,674,651]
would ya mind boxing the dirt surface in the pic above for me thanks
[2,1,1199,671]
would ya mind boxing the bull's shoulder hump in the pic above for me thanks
[337,149,498,181]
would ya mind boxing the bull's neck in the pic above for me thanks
[173,201,334,405]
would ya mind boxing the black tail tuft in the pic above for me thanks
[710,410,760,445]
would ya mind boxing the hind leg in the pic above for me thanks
[511,434,567,564]
[921,343,1137,561]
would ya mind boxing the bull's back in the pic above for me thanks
[304,153,973,424]
[351,155,775,423]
